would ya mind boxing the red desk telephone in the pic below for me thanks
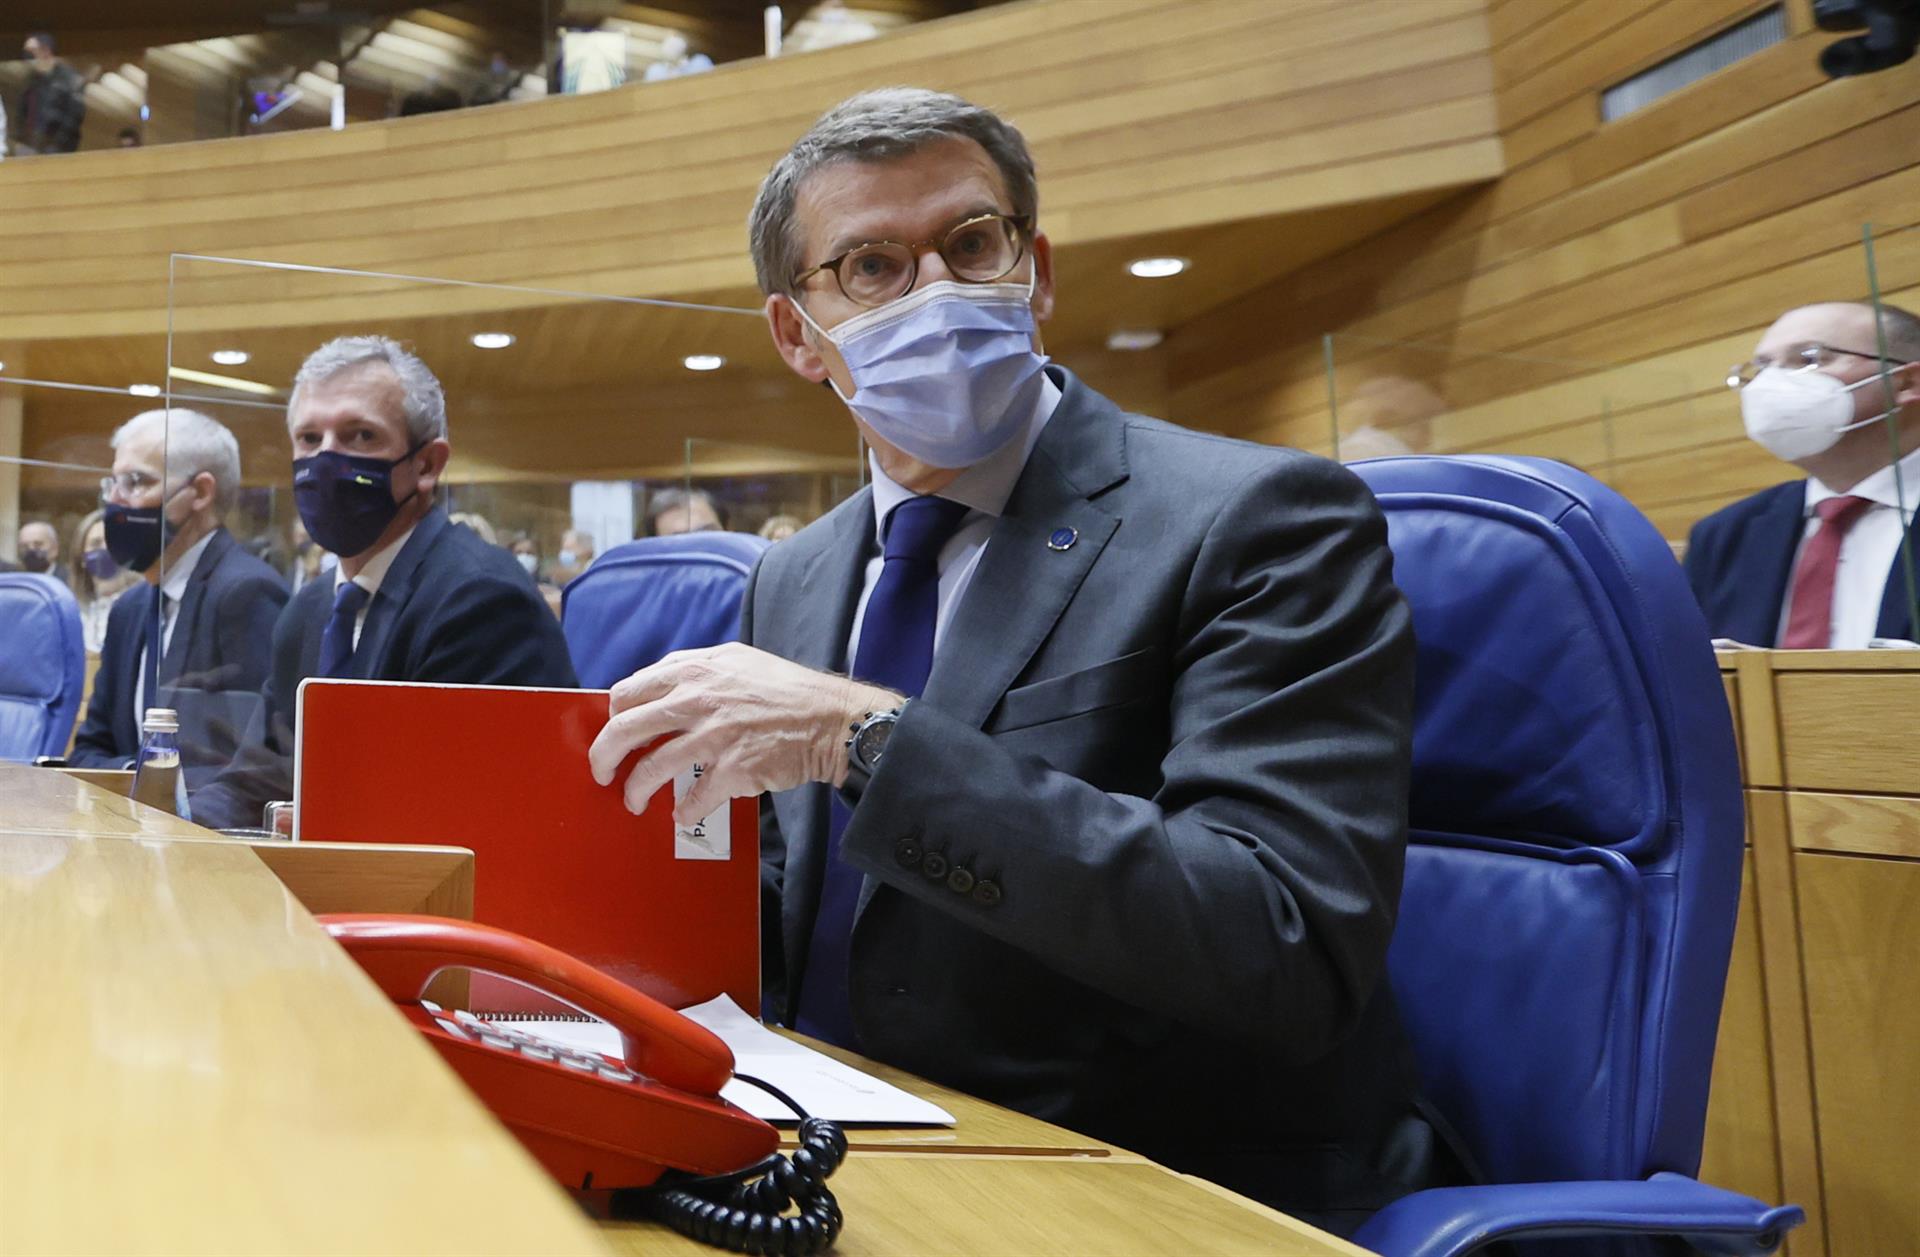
[321,914,846,1254]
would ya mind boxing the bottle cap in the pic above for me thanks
[141,708,179,732]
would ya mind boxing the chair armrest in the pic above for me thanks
[1352,1173,1803,1257]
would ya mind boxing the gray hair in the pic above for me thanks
[647,486,725,534]
[112,408,243,516]
[287,335,448,445]
[747,87,1038,297]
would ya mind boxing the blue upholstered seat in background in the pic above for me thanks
[0,572,86,762]
[561,533,771,688]
[1346,456,1802,1257]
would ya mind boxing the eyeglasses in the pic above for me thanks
[793,212,1034,309]
[99,470,163,501]
[1726,343,1915,389]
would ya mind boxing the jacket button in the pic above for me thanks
[971,879,1002,907]
[920,850,949,880]
[945,866,975,895]
[894,837,922,869]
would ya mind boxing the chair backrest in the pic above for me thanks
[1347,456,1743,1191]
[561,533,771,688]
[0,573,87,761]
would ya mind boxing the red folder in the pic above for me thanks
[293,679,758,1015]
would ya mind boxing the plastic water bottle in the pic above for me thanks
[130,708,191,821]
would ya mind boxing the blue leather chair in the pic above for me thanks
[561,533,771,688]
[1345,457,1802,1257]
[0,573,87,762]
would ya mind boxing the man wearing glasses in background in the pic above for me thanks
[1691,302,1920,647]
[585,89,1462,1233]
[70,409,288,791]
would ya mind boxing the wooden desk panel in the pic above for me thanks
[598,1155,1366,1257]
[1698,853,1779,1207]
[0,769,608,1256]
[1775,672,1920,794]
[0,762,213,841]
[1796,852,1920,1257]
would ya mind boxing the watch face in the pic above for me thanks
[854,717,895,768]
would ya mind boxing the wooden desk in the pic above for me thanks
[0,764,608,1257]
[0,765,1358,1256]
[599,1155,1367,1257]
[1701,651,1920,1257]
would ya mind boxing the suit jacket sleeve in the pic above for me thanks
[838,456,1415,1062]
[69,596,136,768]
[739,555,791,1020]
[186,598,305,831]
[210,571,290,693]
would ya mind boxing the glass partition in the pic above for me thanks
[155,255,861,824]
[1864,222,1920,644]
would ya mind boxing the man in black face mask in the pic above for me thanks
[191,336,577,831]
[17,521,66,583]
[69,409,288,787]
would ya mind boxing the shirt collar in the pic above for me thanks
[866,371,1063,540]
[159,530,217,603]
[1806,441,1920,520]
[336,523,419,599]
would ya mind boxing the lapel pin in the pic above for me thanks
[1047,527,1078,552]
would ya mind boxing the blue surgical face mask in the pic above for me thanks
[793,273,1048,469]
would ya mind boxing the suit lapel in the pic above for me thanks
[117,584,157,749]
[350,508,449,678]
[163,528,229,681]
[1876,513,1920,640]
[1743,485,1806,646]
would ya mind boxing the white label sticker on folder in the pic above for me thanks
[674,763,730,860]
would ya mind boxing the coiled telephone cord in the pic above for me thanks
[618,1075,848,1257]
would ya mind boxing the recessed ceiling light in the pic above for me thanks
[211,349,250,366]
[471,332,515,350]
[129,384,162,397]
[1106,329,1165,352]
[683,354,725,372]
[1127,256,1189,279]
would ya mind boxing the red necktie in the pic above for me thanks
[1780,495,1874,649]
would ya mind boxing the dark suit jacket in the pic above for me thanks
[1684,479,1920,645]
[744,368,1447,1229]
[191,508,578,830]
[70,527,287,791]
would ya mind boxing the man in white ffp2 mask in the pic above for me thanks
[1685,301,1920,648]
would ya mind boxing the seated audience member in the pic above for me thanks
[288,515,335,592]
[549,527,596,584]
[1688,301,1920,647]
[642,33,715,82]
[586,88,1456,1233]
[18,519,65,582]
[758,513,804,542]
[70,410,289,786]
[647,487,725,535]
[69,508,140,652]
[193,337,576,829]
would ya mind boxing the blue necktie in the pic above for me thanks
[140,588,163,717]
[795,494,971,1047]
[317,581,371,679]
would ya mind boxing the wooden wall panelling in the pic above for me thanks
[1787,792,1920,860]
[1795,851,1920,1256]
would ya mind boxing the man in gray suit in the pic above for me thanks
[589,88,1455,1233]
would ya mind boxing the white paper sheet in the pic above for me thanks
[484,995,954,1126]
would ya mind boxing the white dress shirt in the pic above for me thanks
[1777,443,1920,648]
[334,523,418,651]
[133,531,216,718]
[845,374,1063,669]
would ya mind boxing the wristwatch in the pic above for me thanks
[842,704,906,800]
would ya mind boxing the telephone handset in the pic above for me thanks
[322,914,846,1255]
